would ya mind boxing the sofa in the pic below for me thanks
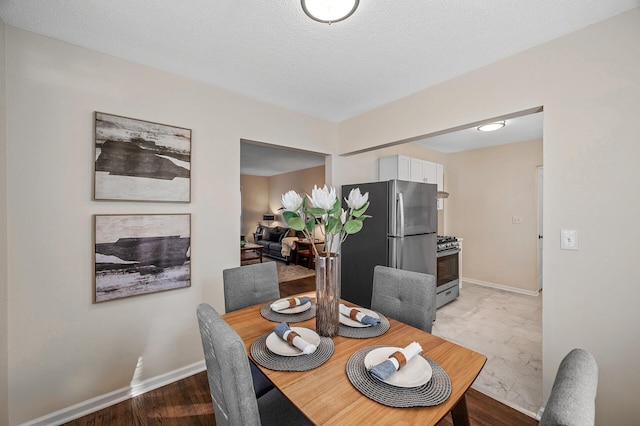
[254,226,296,263]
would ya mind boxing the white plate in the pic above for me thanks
[265,327,321,357]
[271,299,311,314]
[339,307,380,328]
[364,346,432,388]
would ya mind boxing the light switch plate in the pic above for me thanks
[560,229,579,250]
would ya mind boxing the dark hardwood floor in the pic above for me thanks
[279,275,316,297]
[65,276,537,425]
[64,370,536,426]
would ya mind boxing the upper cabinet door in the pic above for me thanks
[410,158,424,182]
[380,156,443,203]
[410,158,437,184]
[379,155,411,181]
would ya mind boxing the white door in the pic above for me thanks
[537,166,543,292]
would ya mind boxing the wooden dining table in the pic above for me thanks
[222,294,487,425]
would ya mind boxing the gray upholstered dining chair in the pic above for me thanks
[223,262,281,399]
[370,265,436,333]
[539,348,598,426]
[223,262,281,312]
[197,303,312,426]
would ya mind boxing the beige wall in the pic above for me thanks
[5,27,334,424]
[240,166,325,242]
[447,139,542,292]
[5,8,640,425]
[0,17,9,426]
[335,9,640,424]
[240,175,269,242]
[267,165,326,225]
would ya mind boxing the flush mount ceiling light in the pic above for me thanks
[477,120,506,132]
[301,0,359,24]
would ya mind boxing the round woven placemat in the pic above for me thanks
[260,301,316,323]
[250,328,334,371]
[338,313,390,338]
[346,346,451,407]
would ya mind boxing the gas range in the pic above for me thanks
[437,235,460,256]
[436,235,460,308]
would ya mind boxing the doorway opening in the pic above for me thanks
[390,108,545,417]
[239,139,327,285]
[537,166,544,292]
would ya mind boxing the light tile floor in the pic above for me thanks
[431,281,542,418]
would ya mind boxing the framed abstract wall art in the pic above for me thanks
[94,214,191,303]
[94,112,191,202]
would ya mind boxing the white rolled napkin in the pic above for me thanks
[368,342,423,381]
[339,303,381,326]
[273,322,317,355]
[270,296,311,312]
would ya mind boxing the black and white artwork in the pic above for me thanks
[94,112,191,202]
[94,214,191,303]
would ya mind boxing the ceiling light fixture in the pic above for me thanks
[301,0,359,24]
[477,120,506,132]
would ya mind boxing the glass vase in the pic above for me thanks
[315,252,340,337]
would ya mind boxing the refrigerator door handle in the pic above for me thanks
[397,192,405,238]
[389,238,403,268]
[389,238,404,269]
[389,239,396,268]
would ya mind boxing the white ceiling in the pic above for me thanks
[413,111,544,154]
[1,1,635,175]
[1,0,637,123]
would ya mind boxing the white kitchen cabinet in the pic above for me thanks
[436,163,444,210]
[379,155,411,181]
[436,164,444,190]
[410,158,437,184]
[380,156,444,210]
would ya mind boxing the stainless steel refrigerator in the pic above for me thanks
[341,180,437,308]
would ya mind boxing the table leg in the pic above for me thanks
[450,394,470,426]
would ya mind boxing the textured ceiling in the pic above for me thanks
[1,0,638,123]
[1,1,636,175]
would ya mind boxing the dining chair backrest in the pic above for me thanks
[223,262,279,399]
[197,303,312,426]
[223,262,280,312]
[197,303,261,426]
[539,348,598,426]
[370,265,436,333]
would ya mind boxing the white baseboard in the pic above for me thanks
[462,277,540,297]
[20,361,206,426]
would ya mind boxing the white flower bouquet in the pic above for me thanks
[281,185,370,256]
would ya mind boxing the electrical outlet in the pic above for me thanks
[560,229,579,250]
[512,216,523,224]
